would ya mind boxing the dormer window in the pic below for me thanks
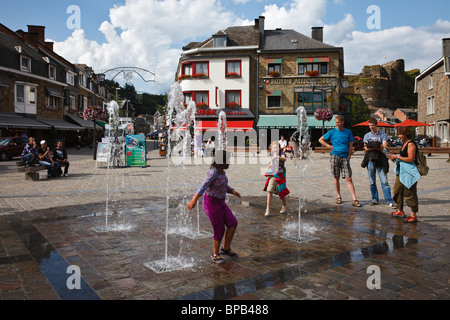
[49,65,57,80]
[213,34,227,47]
[20,55,31,72]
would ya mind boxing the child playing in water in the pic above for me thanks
[187,150,241,264]
[263,141,290,217]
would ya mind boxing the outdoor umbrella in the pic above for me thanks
[393,119,432,127]
[352,120,393,127]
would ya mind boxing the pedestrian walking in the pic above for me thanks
[187,150,241,264]
[318,115,362,207]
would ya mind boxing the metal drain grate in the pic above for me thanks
[281,234,317,244]
[180,230,212,239]
[144,260,190,274]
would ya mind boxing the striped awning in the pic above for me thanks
[267,89,282,96]
[267,58,282,64]
[297,57,329,63]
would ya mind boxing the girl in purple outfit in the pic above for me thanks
[187,150,241,264]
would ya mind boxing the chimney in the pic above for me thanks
[27,25,45,43]
[311,27,323,42]
[443,38,450,58]
[45,41,54,51]
[258,16,265,49]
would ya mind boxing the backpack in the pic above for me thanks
[414,144,429,176]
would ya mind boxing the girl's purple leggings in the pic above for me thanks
[202,193,238,241]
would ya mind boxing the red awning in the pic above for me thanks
[197,120,254,131]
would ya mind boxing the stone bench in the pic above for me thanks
[16,160,47,181]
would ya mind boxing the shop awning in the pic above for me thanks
[66,115,95,129]
[197,120,254,131]
[0,113,51,130]
[36,118,84,131]
[46,86,64,98]
[297,57,329,63]
[257,115,336,129]
[173,121,254,131]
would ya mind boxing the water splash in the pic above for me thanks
[282,106,316,243]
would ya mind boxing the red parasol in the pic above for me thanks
[352,120,393,127]
[393,119,432,127]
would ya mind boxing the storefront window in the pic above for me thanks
[295,87,332,113]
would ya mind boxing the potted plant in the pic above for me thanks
[226,101,239,108]
[269,71,280,77]
[177,74,192,82]
[314,108,333,136]
[193,73,207,79]
[306,70,319,77]
[196,102,208,109]
[226,72,240,78]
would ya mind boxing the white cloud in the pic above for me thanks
[53,0,238,94]
[50,0,450,93]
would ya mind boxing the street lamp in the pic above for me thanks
[84,67,98,160]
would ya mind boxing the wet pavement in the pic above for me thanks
[0,149,449,300]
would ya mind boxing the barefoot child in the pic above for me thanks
[187,150,241,264]
[264,141,290,216]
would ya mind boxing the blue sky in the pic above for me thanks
[1,0,450,94]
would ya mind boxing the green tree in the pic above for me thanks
[346,95,370,137]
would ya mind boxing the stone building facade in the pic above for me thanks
[415,39,450,146]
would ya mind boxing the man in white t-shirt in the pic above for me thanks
[279,135,287,152]
[363,118,394,207]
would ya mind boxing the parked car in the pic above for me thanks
[0,137,28,161]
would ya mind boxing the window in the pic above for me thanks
[15,83,37,114]
[194,91,208,105]
[184,91,209,108]
[268,63,281,75]
[49,65,57,80]
[213,35,227,47]
[194,62,208,77]
[298,62,328,75]
[267,96,281,108]
[69,95,76,111]
[295,87,332,113]
[20,56,31,72]
[182,62,209,77]
[427,96,435,115]
[226,60,241,77]
[45,90,60,109]
[428,74,433,90]
[79,72,86,87]
[438,122,448,142]
[66,72,75,85]
[225,90,241,108]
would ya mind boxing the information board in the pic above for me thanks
[125,135,146,166]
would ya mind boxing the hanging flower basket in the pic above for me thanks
[177,74,192,82]
[83,105,106,121]
[306,70,319,77]
[269,71,280,77]
[314,108,333,122]
[226,101,240,108]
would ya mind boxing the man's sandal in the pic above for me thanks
[404,216,418,223]
[391,211,405,218]
[352,200,362,207]
[336,197,343,204]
